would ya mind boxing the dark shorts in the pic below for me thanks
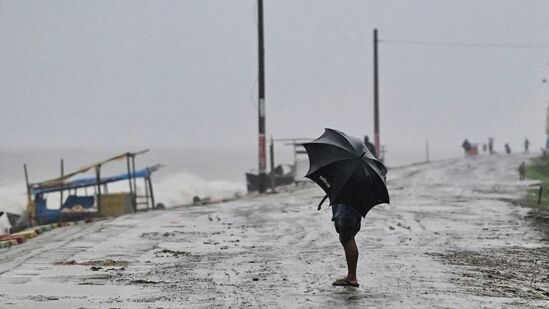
[334,217,361,243]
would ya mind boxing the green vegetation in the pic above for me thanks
[523,157,549,209]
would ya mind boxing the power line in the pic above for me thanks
[379,39,549,49]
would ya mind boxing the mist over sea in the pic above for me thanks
[0,146,458,215]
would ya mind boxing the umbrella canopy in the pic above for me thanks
[303,128,389,217]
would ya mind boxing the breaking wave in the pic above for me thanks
[153,171,246,207]
[0,184,27,215]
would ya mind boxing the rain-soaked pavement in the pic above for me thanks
[0,154,548,308]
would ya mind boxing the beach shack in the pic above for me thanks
[24,150,161,226]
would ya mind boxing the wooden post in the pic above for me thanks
[126,154,134,211]
[60,159,64,208]
[143,178,149,209]
[23,164,34,225]
[270,137,276,191]
[23,164,31,203]
[538,185,543,205]
[293,139,298,167]
[425,140,430,163]
[147,177,155,210]
[373,28,381,159]
[131,155,137,211]
[95,165,102,214]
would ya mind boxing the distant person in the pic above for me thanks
[462,139,471,154]
[363,135,377,158]
[519,161,526,180]
[488,137,494,154]
[524,138,529,153]
[505,143,511,154]
[482,143,487,153]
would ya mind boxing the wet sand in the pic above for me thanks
[0,154,548,308]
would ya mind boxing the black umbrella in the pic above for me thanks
[303,128,389,217]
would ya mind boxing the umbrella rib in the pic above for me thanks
[337,130,361,153]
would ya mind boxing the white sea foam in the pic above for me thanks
[0,184,27,214]
[153,171,245,206]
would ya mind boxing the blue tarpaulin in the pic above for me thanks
[32,167,154,195]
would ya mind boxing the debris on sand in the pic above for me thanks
[55,259,129,267]
[140,231,180,239]
[129,279,162,285]
[28,295,60,301]
[155,249,191,257]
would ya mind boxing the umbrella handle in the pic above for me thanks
[317,195,328,210]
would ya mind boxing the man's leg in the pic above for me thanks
[341,238,358,284]
[333,218,361,287]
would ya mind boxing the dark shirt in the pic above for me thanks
[331,203,362,221]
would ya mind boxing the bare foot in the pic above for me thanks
[332,277,359,287]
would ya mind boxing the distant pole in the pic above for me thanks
[95,165,102,214]
[147,177,155,210]
[257,0,267,193]
[60,159,64,208]
[545,103,549,150]
[373,28,381,159]
[269,136,276,191]
[23,164,31,200]
[131,154,137,210]
[23,164,34,224]
[126,155,135,212]
[425,140,430,162]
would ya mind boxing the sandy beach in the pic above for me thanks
[0,154,548,308]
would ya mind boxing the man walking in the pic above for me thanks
[332,135,380,287]
[302,129,389,289]
[488,137,494,154]
[364,135,377,158]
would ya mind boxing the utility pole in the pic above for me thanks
[269,136,276,192]
[257,0,267,193]
[425,139,430,162]
[546,103,549,150]
[373,28,381,159]
[60,159,64,208]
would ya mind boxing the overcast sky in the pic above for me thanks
[2,0,549,163]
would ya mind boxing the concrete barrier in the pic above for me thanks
[0,235,27,244]
[0,240,12,248]
[1,220,90,249]
[36,225,53,233]
[12,230,38,239]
